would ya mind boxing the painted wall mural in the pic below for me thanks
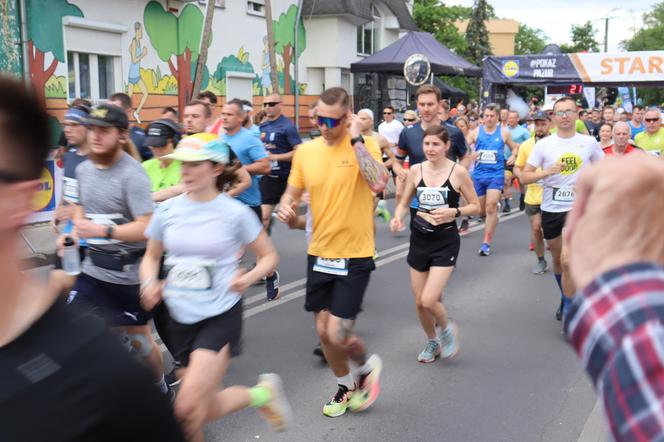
[143,0,210,118]
[25,0,83,104]
[127,22,149,122]
[0,0,23,77]
[273,4,306,95]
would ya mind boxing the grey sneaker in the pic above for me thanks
[417,340,441,363]
[532,259,548,275]
[440,322,460,359]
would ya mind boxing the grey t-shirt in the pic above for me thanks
[76,153,153,284]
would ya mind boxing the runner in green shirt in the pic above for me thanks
[142,120,183,201]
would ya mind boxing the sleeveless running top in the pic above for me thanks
[415,163,460,231]
[474,125,505,176]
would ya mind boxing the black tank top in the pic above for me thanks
[415,163,460,231]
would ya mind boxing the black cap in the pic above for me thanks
[533,110,550,121]
[145,120,178,147]
[85,104,129,130]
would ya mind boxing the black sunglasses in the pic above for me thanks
[383,112,393,115]
[404,118,415,122]
[645,118,660,123]
[264,102,280,107]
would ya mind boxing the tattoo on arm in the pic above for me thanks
[353,142,389,193]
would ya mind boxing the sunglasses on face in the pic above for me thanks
[264,102,280,107]
[645,118,660,123]
[317,115,344,128]
[383,112,393,115]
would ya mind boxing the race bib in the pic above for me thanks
[477,150,498,164]
[313,257,349,276]
[164,257,215,295]
[552,186,575,203]
[63,177,79,203]
[416,186,449,212]
[647,150,662,157]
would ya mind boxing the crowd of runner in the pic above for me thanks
[2,74,663,441]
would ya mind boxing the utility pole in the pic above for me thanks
[604,17,609,52]
[265,0,279,94]
[192,0,216,99]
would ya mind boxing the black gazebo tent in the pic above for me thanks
[350,32,479,119]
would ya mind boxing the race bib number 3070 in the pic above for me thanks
[417,186,449,211]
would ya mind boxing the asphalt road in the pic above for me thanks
[199,208,597,442]
[27,207,598,441]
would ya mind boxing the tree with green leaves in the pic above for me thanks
[143,1,209,114]
[465,0,493,64]
[25,0,83,104]
[412,0,471,55]
[560,21,599,53]
[623,2,664,105]
[272,4,306,94]
[514,24,547,55]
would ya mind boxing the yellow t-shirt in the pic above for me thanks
[289,134,381,258]
[514,137,543,206]
[634,127,664,157]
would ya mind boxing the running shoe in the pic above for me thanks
[478,243,491,256]
[165,367,181,387]
[417,340,441,363]
[376,207,391,223]
[440,322,460,359]
[529,242,535,251]
[313,344,326,361]
[502,200,511,213]
[348,354,382,412]
[532,259,548,275]
[266,270,280,301]
[256,373,292,431]
[555,299,563,321]
[459,218,469,233]
[323,384,352,417]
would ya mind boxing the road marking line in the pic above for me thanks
[243,211,525,318]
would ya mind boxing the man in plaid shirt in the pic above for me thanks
[563,153,664,441]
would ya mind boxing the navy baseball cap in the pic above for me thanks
[145,120,178,147]
[85,103,128,130]
[533,110,550,121]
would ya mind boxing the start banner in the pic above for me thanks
[483,51,664,86]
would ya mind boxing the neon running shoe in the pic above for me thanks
[323,384,352,417]
[256,373,292,431]
[478,243,491,256]
[417,340,441,363]
[440,322,460,359]
[348,354,383,412]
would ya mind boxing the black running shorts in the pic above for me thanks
[260,175,289,206]
[165,300,243,367]
[541,210,568,240]
[305,255,375,320]
[68,273,151,326]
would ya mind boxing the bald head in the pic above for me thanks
[264,93,283,120]
[613,121,631,149]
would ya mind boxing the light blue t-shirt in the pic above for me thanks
[506,124,530,157]
[222,127,268,207]
[145,193,262,324]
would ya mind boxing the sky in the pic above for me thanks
[447,0,657,52]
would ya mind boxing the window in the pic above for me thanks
[198,0,225,7]
[247,0,265,16]
[67,51,118,101]
[357,4,381,55]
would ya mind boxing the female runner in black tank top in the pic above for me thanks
[390,125,480,364]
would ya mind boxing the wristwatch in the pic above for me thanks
[105,225,114,239]
[350,135,365,146]
[454,208,461,218]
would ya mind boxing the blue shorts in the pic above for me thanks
[473,174,504,197]
[68,273,151,327]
